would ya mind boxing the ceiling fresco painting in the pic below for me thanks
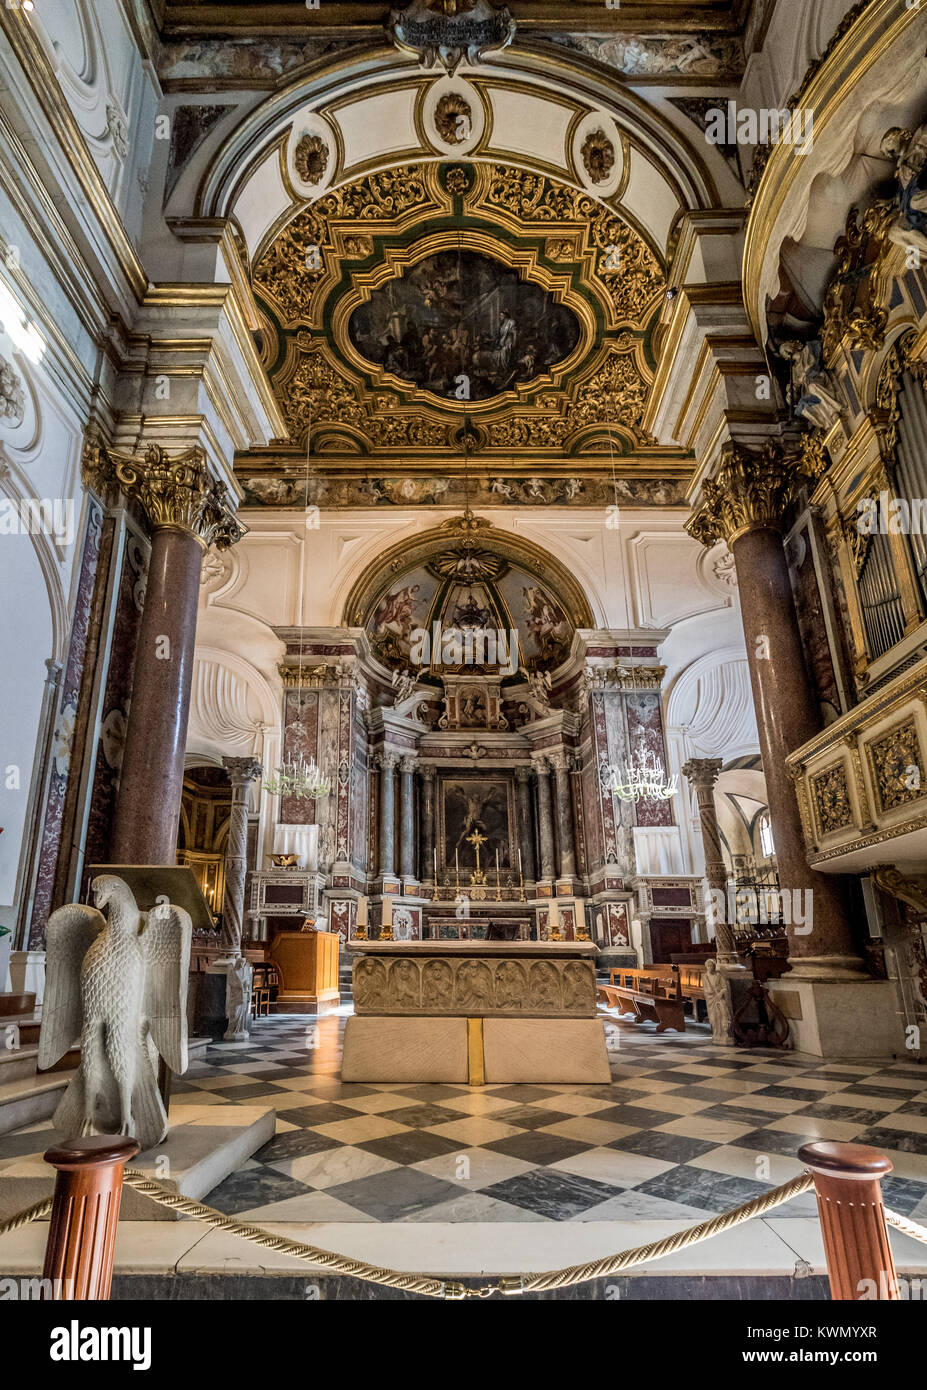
[346,249,582,401]
[243,159,691,507]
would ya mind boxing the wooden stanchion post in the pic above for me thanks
[798,1141,899,1301]
[42,1135,140,1300]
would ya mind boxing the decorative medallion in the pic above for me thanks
[434,92,473,145]
[581,129,616,185]
[293,132,330,186]
[388,0,516,75]
[810,764,853,836]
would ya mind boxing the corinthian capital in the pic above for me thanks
[222,756,263,787]
[685,440,810,550]
[681,757,723,791]
[83,439,245,550]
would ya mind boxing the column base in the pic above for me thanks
[786,955,869,982]
[766,976,906,1059]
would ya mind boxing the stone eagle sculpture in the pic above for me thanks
[39,874,192,1151]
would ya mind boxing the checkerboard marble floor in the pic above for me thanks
[148,1010,927,1226]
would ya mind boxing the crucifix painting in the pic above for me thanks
[441,776,513,873]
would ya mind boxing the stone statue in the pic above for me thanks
[223,956,253,1042]
[391,667,419,705]
[881,123,927,256]
[39,874,192,1150]
[702,957,734,1046]
[778,339,843,432]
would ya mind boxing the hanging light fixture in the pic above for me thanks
[601,749,679,803]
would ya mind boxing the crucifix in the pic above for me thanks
[466,826,488,886]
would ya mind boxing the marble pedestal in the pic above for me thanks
[342,940,610,1084]
[767,975,906,1058]
[9,951,45,1006]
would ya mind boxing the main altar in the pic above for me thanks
[342,939,610,1084]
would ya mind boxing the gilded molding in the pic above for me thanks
[685,440,810,549]
[82,440,245,550]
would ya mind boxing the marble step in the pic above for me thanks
[0,1100,276,1221]
[0,1045,42,1085]
[0,1072,70,1137]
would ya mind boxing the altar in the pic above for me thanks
[342,939,611,1085]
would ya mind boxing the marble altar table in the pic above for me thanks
[342,940,610,1084]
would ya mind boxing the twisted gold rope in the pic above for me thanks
[120,1168,816,1298]
[885,1208,927,1246]
[0,1196,52,1238]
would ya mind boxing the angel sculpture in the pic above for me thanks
[39,874,192,1151]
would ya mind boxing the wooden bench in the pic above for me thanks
[598,967,686,1033]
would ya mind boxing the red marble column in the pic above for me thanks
[687,441,858,972]
[731,525,856,965]
[92,443,243,866]
[111,524,203,863]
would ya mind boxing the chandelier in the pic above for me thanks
[601,749,679,803]
[263,754,331,801]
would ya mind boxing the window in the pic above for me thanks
[758,812,774,860]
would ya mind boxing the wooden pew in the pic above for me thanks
[599,967,686,1033]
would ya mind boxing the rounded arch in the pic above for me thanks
[185,45,722,265]
[341,519,596,636]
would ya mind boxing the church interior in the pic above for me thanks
[3,0,927,1330]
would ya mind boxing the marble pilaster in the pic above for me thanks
[399,756,416,882]
[378,752,398,879]
[550,752,577,880]
[534,757,556,883]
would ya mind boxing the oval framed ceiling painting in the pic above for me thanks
[347,249,582,402]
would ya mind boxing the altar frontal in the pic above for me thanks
[342,940,611,1085]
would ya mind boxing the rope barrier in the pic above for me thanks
[3,1172,920,1298]
[885,1209,927,1246]
[0,1197,52,1239]
[119,1167,816,1299]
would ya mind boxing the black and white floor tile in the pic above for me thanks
[141,1010,927,1225]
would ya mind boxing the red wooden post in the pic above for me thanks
[42,1135,139,1300]
[798,1141,899,1301]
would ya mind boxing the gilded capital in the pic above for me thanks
[83,439,245,550]
[685,441,810,550]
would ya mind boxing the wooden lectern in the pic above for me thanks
[269,929,340,1013]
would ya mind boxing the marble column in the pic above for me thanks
[516,766,536,883]
[96,444,243,864]
[550,752,577,880]
[421,765,436,884]
[378,752,398,879]
[682,757,739,966]
[399,756,416,881]
[534,757,556,882]
[220,756,262,957]
[686,441,857,973]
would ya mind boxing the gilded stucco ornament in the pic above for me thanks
[685,440,811,549]
[293,133,330,185]
[82,440,245,549]
[811,764,854,836]
[581,129,616,185]
[388,0,516,75]
[434,92,472,144]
